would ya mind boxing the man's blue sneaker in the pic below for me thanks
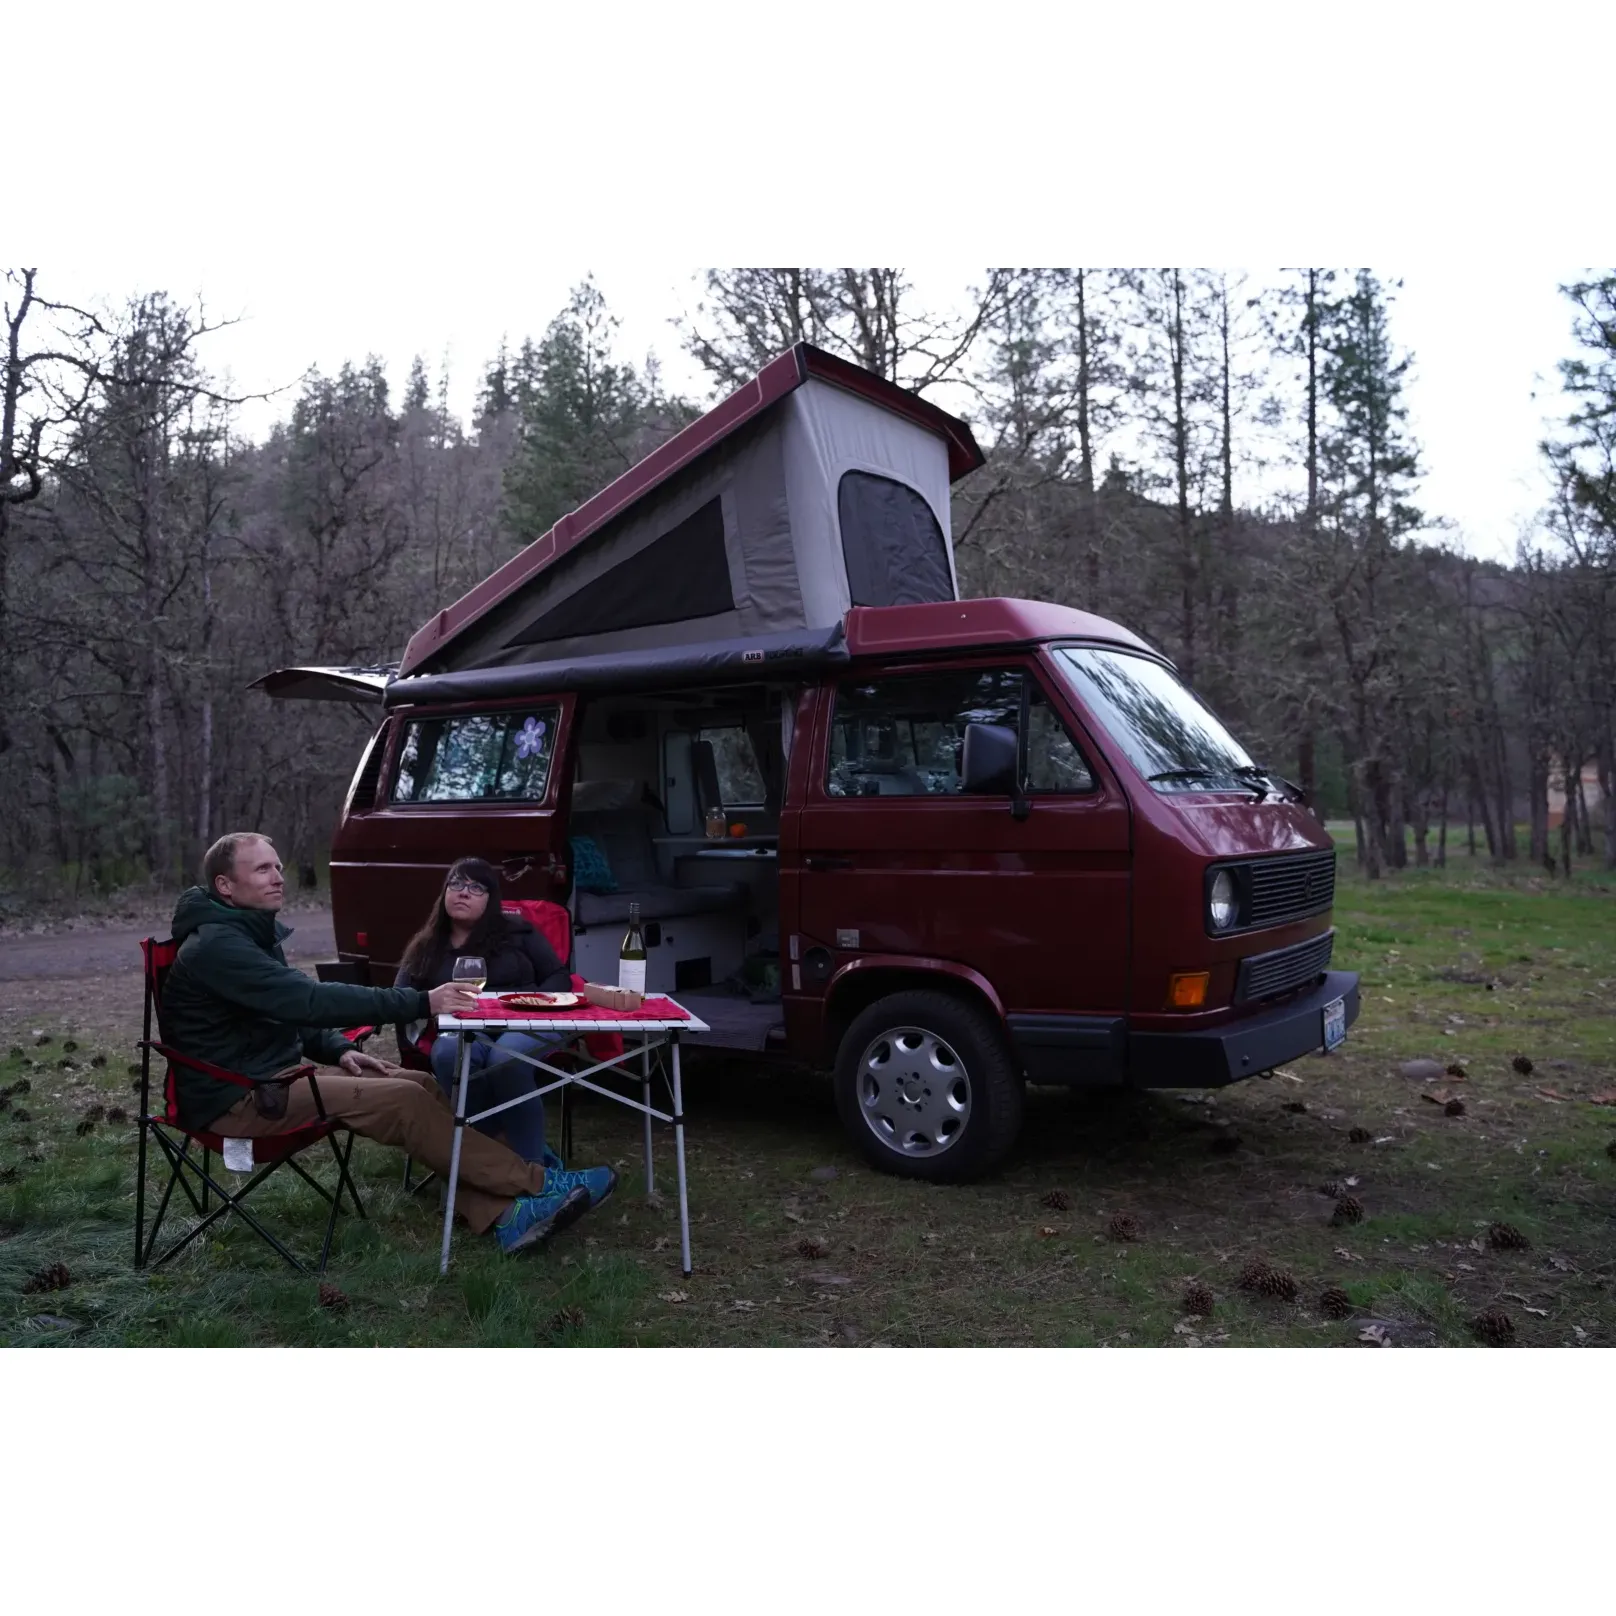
[542,1144,565,1172]
[494,1184,590,1254]
[544,1163,617,1210]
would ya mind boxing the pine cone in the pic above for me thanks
[1041,1189,1071,1212]
[796,1238,828,1260]
[1208,1131,1242,1155]
[1606,1139,1616,1161]
[1331,1194,1365,1226]
[12,1107,32,1124]
[1238,1258,1273,1291]
[1282,1100,1307,1114]
[90,1055,107,1069]
[1318,1180,1346,1198]
[1444,1097,1466,1117]
[22,1262,72,1294]
[0,1166,18,1184]
[62,1039,78,1054]
[33,1033,51,1046]
[1257,1267,1299,1301]
[1347,1126,1373,1144]
[1445,1062,1468,1078]
[1238,1259,1297,1299]
[83,1103,105,1124]
[74,1118,96,1137]
[1182,1281,1214,1317]
[106,1106,128,1123]
[6,1046,22,1059]
[0,1092,9,1113]
[1511,1055,1534,1075]
[1486,1221,1530,1251]
[546,1304,586,1333]
[317,1282,349,1311]
[10,1077,30,1095]
[1108,1213,1139,1242]
[1319,1286,1353,1320]
[1471,1308,1515,1345]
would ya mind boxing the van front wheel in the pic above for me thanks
[833,990,1023,1181]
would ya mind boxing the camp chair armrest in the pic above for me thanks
[141,1042,316,1092]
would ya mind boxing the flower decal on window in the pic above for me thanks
[514,716,547,761]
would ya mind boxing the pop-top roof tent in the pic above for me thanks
[395,342,985,683]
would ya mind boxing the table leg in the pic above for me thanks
[641,1038,654,1196]
[671,1031,691,1278]
[439,1031,473,1275]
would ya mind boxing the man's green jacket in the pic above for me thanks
[160,887,430,1129]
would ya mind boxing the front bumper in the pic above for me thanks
[1128,970,1360,1088]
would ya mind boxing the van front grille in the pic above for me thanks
[1235,930,1335,1005]
[1246,850,1336,928]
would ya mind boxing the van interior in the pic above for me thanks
[566,682,791,1052]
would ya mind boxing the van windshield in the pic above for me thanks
[1054,647,1257,793]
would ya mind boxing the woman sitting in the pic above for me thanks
[395,857,570,1171]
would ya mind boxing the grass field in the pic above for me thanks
[3,857,1613,1348]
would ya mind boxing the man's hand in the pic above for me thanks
[428,981,480,1016]
[338,1049,392,1076]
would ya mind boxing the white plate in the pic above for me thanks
[499,991,583,1010]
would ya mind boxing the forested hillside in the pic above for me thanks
[2,267,1612,899]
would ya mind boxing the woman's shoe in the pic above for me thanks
[494,1185,591,1254]
[543,1164,617,1210]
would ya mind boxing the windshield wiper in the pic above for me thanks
[1147,766,1244,789]
[1233,765,1306,804]
[1147,765,1271,802]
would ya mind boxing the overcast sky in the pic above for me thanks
[16,4,1610,571]
[34,257,1585,566]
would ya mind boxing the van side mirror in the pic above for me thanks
[961,722,1029,819]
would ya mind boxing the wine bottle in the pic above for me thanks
[618,900,647,994]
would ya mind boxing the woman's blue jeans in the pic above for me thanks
[430,1031,559,1165]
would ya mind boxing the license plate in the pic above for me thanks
[1322,995,1347,1052]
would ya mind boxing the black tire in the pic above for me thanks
[833,990,1024,1181]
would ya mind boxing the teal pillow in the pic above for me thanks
[570,835,617,894]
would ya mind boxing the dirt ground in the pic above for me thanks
[0,905,337,1044]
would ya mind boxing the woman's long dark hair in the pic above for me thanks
[399,857,511,986]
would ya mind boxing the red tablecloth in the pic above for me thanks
[466,994,691,1023]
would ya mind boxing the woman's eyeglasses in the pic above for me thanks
[446,879,488,896]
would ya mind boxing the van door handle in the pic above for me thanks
[805,855,852,871]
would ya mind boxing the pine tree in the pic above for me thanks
[1317,271,1424,875]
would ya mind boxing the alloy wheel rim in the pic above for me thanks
[854,1025,971,1156]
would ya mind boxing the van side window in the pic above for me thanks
[697,726,766,806]
[1025,686,1095,793]
[391,708,559,803]
[827,671,1093,797]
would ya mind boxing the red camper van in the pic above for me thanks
[258,343,1358,1181]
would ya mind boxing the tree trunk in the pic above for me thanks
[1436,785,1449,867]
[1574,763,1594,855]
[1411,786,1430,868]
[1529,753,1550,867]
[1297,728,1319,822]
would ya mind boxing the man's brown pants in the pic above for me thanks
[208,1064,547,1235]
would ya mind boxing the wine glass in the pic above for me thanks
[452,956,487,1000]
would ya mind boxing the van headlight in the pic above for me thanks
[1208,869,1238,931]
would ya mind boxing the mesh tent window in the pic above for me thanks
[837,471,953,608]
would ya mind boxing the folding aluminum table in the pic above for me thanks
[435,997,708,1276]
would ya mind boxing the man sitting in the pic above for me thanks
[160,831,616,1254]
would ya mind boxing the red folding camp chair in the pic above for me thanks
[502,899,626,1161]
[136,938,367,1276]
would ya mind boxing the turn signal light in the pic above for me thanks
[1167,971,1210,1009]
[356,932,368,949]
